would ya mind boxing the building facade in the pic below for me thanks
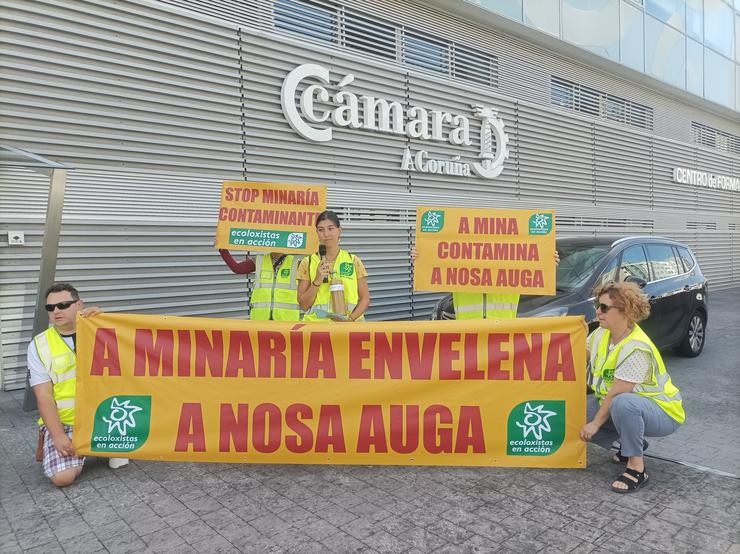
[0,0,738,389]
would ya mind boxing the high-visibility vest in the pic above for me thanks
[249,253,302,321]
[33,327,76,426]
[587,324,685,424]
[452,292,520,319]
[303,250,364,322]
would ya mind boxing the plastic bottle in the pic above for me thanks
[330,276,347,316]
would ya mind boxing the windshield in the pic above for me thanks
[555,243,611,292]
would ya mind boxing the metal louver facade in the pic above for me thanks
[0,0,738,389]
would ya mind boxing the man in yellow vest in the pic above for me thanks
[219,249,302,320]
[28,283,128,487]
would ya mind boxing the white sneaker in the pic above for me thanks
[108,457,129,469]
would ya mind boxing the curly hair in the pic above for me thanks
[593,281,650,323]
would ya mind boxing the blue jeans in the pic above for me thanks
[587,393,681,457]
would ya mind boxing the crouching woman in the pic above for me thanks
[580,282,685,493]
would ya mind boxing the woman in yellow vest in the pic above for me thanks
[580,282,684,493]
[297,211,370,322]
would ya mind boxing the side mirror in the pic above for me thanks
[624,276,647,288]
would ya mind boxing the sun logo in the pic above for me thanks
[102,398,143,436]
[515,402,557,440]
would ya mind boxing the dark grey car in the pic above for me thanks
[431,235,709,357]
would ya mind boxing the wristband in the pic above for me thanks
[312,280,322,287]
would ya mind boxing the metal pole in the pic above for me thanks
[23,168,68,411]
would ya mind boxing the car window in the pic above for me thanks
[619,245,649,282]
[596,256,619,287]
[675,246,695,272]
[555,244,610,291]
[646,244,681,280]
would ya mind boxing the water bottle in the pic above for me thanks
[330,276,347,316]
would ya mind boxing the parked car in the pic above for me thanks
[431,235,708,357]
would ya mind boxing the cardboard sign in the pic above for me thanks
[415,206,556,295]
[215,181,326,254]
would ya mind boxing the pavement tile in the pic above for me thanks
[51,519,94,542]
[227,531,277,552]
[698,505,740,527]
[200,506,242,533]
[523,506,575,530]
[676,527,734,552]
[190,533,239,553]
[452,533,500,552]
[339,514,386,540]
[139,526,187,550]
[461,518,511,543]
[62,533,106,553]
[499,513,551,536]
[398,527,449,551]
[22,539,64,553]
[536,527,585,552]
[315,502,361,527]
[690,516,738,541]
[174,519,219,545]
[499,533,548,553]
[99,532,148,554]
[93,518,134,541]
[80,506,120,526]
[375,515,415,536]
[149,497,187,517]
[302,518,342,541]
[362,529,411,553]
[128,513,170,536]
[162,508,201,528]
[249,513,297,538]
[117,502,159,525]
[426,517,475,543]
[561,520,608,544]
[16,526,57,550]
[593,534,655,554]
[638,529,696,554]
[275,503,322,528]
[320,530,377,553]
[187,494,225,516]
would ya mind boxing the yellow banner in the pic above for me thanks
[74,313,587,468]
[415,206,556,295]
[214,181,326,254]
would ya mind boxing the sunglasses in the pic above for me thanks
[594,302,620,313]
[45,300,77,312]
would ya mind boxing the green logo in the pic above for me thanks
[339,262,354,277]
[229,228,306,249]
[528,213,553,235]
[280,268,291,278]
[91,396,151,453]
[507,400,565,456]
[420,210,445,233]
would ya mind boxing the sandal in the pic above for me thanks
[611,467,649,493]
[612,440,648,464]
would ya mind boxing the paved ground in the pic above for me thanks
[1,289,739,553]
[650,286,740,477]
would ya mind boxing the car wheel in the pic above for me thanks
[674,310,706,357]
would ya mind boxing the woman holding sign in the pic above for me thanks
[297,211,370,322]
[580,282,684,493]
[218,249,302,321]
